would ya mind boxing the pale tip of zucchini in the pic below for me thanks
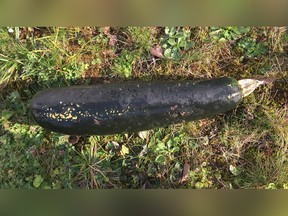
[238,78,275,98]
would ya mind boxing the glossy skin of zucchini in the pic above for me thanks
[30,77,242,135]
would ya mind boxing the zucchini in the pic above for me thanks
[30,77,264,135]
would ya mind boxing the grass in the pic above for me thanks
[0,27,287,189]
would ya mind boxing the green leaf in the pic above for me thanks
[186,42,194,49]
[265,183,277,189]
[164,48,172,57]
[0,135,8,144]
[169,27,176,36]
[223,31,230,39]
[162,43,168,49]
[171,146,180,153]
[167,139,173,148]
[173,137,181,143]
[33,174,44,188]
[195,182,204,189]
[1,109,14,121]
[210,27,219,31]
[156,142,166,150]
[229,165,240,176]
[168,38,176,46]
[254,43,268,56]
[15,27,20,41]
[188,140,198,149]
[120,145,129,156]
[238,27,250,33]
[164,27,170,35]
[219,37,227,43]
[171,48,181,59]
[155,155,166,164]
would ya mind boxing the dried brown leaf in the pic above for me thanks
[180,162,190,183]
[138,130,149,140]
[103,26,110,35]
[102,49,116,58]
[109,35,117,46]
[142,181,153,189]
[150,45,164,58]
[68,135,80,144]
[112,141,120,149]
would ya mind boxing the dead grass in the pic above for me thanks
[0,27,287,188]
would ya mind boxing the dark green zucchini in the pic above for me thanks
[30,77,248,135]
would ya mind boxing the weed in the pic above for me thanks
[209,27,250,42]
[127,27,155,51]
[112,49,135,78]
[238,37,268,58]
[161,27,194,60]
